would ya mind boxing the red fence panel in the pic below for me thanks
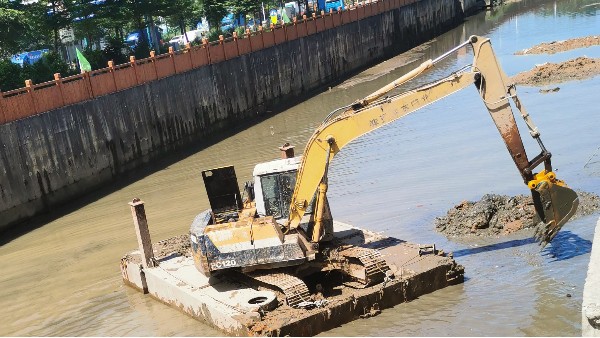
[0,97,6,124]
[286,24,298,41]
[2,89,35,122]
[263,30,275,48]
[250,33,264,52]
[31,82,63,113]
[315,16,325,32]
[61,74,91,105]
[365,2,373,16]
[333,12,342,26]
[341,9,351,24]
[238,37,251,55]
[307,18,317,35]
[113,64,137,90]
[324,14,334,29]
[274,25,286,44]
[135,59,158,84]
[173,52,193,73]
[208,42,226,63]
[155,54,176,78]
[357,5,366,20]
[89,69,117,97]
[350,7,359,21]
[224,39,239,60]
[385,0,391,11]
[374,1,381,14]
[297,20,308,37]
[190,45,209,68]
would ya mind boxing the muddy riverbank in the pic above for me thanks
[435,191,600,237]
[512,35,600,86]
[515,35,600,55]
[513,56,600,86]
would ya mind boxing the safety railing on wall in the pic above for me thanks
[0,0,417,125]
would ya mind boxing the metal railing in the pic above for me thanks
[0,0,416,125]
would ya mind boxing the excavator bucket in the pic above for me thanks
[529,171,579,248]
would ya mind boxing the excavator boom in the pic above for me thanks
[287,35,578,247]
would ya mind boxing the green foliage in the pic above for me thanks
[0,59,25,91]
[227,0,261,18]
[77,36,130,71]
[234,26,246,38]
[207,27,224,42]
[22,52,75,84]
[0,1,47,57]
[82,48,106,70]
[203,0,228,28]
[133,40,151,60]
[103,36,130,65]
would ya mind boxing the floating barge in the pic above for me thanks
[120,200,464,336]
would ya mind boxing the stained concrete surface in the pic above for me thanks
[583,217,600,336]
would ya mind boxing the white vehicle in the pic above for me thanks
[169,30,203,49]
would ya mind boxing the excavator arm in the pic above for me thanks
[287,35,579,247]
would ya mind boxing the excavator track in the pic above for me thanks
[338,246,391,288]
[245,270,311,308]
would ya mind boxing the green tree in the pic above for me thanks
[163,0,202,36]
[42,0,75,51]
[0,1,39,57]
[0,59,25,91]
[201,0,228,29]
[22,52,75,84]
[227,0,260,23]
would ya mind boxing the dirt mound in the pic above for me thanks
[154,234,191,258]
[515,35,600,55]
[512,57,600,86]
[435,191,600,237]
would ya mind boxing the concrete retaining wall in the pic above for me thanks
[583,217,600,336]
[0,0,476,233]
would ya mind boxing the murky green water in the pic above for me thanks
[1,0,599,335]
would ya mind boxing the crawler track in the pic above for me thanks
[339,246,391,287]
[246,270,311,308]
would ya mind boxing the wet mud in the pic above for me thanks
[512,36,600,87]
[512,57,600,86]
[515,35,600,55]
[435,191,600,237]
[125,234,191,264]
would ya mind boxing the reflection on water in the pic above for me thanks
[1,0,599,336]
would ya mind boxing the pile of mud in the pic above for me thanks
[515,35,600,55]
[512,57,600,86]
[435,191,600,237]
[123,234,191,264]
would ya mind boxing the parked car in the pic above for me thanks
[168,30,203,50]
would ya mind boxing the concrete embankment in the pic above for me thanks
[583,217,600,336]
[0,0,479,233]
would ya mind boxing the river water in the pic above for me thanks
[1,0,600,335]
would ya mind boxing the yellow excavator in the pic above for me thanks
[189,36,579,305]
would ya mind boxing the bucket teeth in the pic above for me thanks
[532,180,579,248]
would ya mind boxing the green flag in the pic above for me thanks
[76,48,91,73]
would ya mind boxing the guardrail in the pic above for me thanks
[0,0,416,125]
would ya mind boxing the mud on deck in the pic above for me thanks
[120,222,464,336]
